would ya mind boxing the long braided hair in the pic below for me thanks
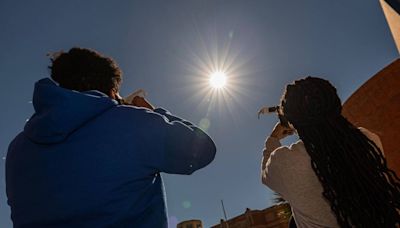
[280,77,400,227]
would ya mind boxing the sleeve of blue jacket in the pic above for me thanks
[152,108,216,175]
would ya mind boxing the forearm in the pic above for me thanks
[262,122,295,174]
[261,136,283,187]
[153,107,216,174]
[261,123,295,196]
[261,136,282,172]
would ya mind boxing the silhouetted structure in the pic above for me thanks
[342,59,400,177]
[177,219,203,228]
[342,0,400,178]
[211,203,290,228]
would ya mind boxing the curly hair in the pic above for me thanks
[280,77,400,227]
[49,47,122,95]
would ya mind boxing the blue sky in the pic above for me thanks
[0,0,398,227]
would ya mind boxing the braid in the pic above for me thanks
[281,77,400,227]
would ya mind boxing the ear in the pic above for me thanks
[110,88,125,103]
[108,89,115,99]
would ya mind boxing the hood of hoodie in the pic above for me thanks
[24,78,117,144]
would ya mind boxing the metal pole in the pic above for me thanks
[221,199,228,221]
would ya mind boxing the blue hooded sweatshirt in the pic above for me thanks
[6,78,216,228]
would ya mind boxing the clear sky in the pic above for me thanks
[0,0,398,227]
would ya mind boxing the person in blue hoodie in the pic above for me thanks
[6,47,216,228]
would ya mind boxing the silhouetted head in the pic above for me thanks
[49,47,122,98]
[280,76,342,128]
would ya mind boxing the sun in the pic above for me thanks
[209,71,227,89]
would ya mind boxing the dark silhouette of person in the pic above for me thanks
[6,47,216,228]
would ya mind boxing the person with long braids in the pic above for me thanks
[261,77,400,228]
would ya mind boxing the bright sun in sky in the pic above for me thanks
[209,71,227,89]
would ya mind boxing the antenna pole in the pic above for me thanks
[221,199,228,221]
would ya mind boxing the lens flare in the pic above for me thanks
[182,201,192,209]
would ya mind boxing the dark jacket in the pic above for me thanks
[6,78,216,228]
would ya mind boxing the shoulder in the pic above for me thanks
[358,127,384,152]
[274,140,305,157]
[111,105,153,114]
[100,106,171,134]
[358,127,380,141]
[109,105,168,121]
[290,140,305,151]
[264,140,310,195]
[269,145,291,159]
[270,141,308,168]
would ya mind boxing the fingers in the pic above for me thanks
[271,122,296,140]
[124,89,147,104]
[132,96,154,110]
[257,107,270,119]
